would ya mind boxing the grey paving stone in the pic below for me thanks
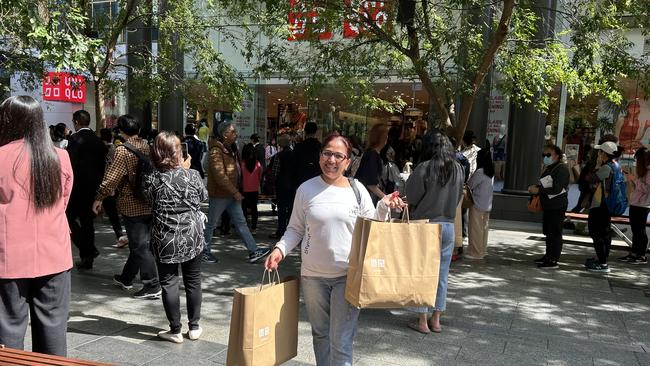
[74,337,168,365]
[636,352,650,366]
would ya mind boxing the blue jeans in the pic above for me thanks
[122,215,159,287]
[302,276,360,366]
[203,197,258,255]
[412,222,454,313]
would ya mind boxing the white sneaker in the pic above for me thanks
[158,330,183,343]
[187,327,203,340]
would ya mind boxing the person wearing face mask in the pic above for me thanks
[619,147,650,264]
[528,145,570,269]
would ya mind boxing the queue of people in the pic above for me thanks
[6,93,649,364]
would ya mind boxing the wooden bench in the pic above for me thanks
[0,345,112,365]
[565,212,650,248]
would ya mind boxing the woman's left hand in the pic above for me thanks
[181,155,192,169]
[382,191,406,210]
[528,185,540,194]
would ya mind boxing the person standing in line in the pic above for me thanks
[270,134,297,239]
[528,145,570,269]
[293,121,322,187]
[0,96,74,356]
[584,141,624,273]
[100,128,128,248]
[250,133,266,169]
[265,136,278,167]
[265,133,404,366]
[355,122,390,203]
[618,147,650,264]
[465,149,495,260]
[92,115,161,299]
[52,122,69,149]
[143,132,207,344]
[460,130,481,246]
[202,122,270,264]
[241,143,262,235]
[405,131,464,334]
[183,123,206,179]
[449,136,469,261]
[197,119,210,143]
[66,110,108,270]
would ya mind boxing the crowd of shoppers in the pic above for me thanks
[6,92,650,363]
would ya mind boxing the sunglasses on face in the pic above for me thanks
[321,150,348,162]
[542,153,552,158]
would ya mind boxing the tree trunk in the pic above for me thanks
[94,79,105,129]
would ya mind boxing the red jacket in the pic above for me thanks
[0,140,74,278]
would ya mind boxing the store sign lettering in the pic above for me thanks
[343,1,389,38]
[288,0,332,41]
[288,0,388,41]
[42,72,86,103]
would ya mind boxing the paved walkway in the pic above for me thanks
[23,207,650,365]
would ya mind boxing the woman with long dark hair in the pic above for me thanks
[465,148,495,259]
[405,130,463,334]
[241,143,262,234]
[143,131,208,343]
[0,96,74,356]
[619,147,650,264]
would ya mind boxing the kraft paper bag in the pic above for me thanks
[226,273,299,366]
[345,215,441,308]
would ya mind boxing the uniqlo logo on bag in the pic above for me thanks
[258,327,270,338]
[370,259,385,268]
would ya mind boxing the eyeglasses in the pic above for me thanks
[226,129,238,135]
[321,150,348,162]
[542,153,552,158]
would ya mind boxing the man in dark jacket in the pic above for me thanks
[270,134,296,239]
[293,121,322,187]
[66,110,108,270]
[250,133,266,169]
[183,123,206,178]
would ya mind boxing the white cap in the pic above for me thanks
[594,141,618,155]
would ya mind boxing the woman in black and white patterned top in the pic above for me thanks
[143,131,208,344]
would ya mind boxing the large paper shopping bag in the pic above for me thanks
[345,216,441,308]
[226,273,299,366]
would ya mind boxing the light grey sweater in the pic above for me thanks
[405,160,464,223]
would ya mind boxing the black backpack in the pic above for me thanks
[121,143,154,203]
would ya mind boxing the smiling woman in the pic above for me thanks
[265,132,405,366]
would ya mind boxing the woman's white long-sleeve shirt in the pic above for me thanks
[275,176,390,278]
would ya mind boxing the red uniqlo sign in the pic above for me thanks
[42,72,86,103]
[288,0,332,41]
[343,0,389,38]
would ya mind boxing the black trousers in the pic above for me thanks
[629,205,650,256]
[276,196,294,237]
[121,215,159,288]
[542,207,566,261]
[588,207,612,264]
[102,195,123,239]
[242,191,259,230]
[156,255,202,334]
[66,199,98,260]
[0,270,70,356]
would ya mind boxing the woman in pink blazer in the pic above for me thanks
[0,96,74,356]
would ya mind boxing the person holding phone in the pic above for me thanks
[143,132,208,343]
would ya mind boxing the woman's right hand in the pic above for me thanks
[265,248,284,270]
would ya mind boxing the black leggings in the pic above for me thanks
[241,191,259,230]
[588,207,612,264]
[629,205,649,256]
[156,255,202,334]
